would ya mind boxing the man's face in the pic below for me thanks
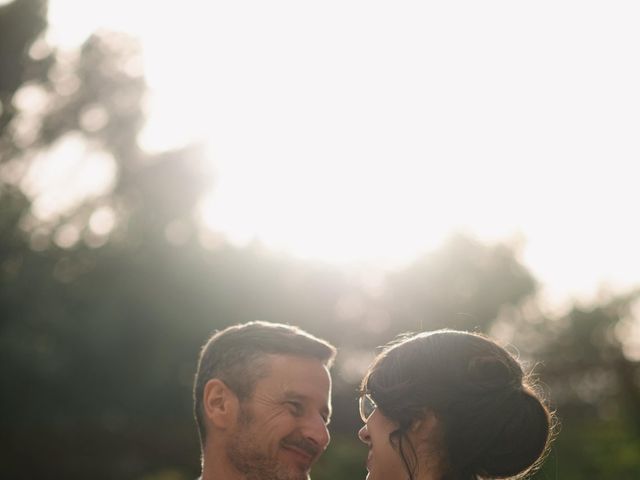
[226,354,332,480]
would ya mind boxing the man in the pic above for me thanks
[193,321,337,480]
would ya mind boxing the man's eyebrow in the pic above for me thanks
[282,391,306,402]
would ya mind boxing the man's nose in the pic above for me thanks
[302,414,331,450]
[358,424,370,445]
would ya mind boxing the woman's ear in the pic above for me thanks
[203,379,239,430]
[410,410,447,478]
[411,410,439,436]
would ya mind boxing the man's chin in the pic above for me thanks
[277,465,311,480]
[278,448,314,480]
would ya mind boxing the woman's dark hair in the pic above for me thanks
[360,329,555,480]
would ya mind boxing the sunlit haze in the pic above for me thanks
[46,1,640,306]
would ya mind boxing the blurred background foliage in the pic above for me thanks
[1,1,639,478]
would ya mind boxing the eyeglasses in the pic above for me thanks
[359,393,378,422]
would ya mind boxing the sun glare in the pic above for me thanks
[22,133,117,222]
[46,1,640,301]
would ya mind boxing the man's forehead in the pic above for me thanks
[260,353,330,371]
[256,354,332,394]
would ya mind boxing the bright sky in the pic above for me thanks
[45,0,640,307]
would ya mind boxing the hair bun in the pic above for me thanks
[467,355,522,391]
[476,389,551,478]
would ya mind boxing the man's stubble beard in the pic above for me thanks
[226,405,311,480]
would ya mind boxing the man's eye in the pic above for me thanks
[285,401,304,416]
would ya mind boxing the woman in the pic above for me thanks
[358,329,554,480]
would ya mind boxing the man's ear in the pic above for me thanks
[203,379,239,429]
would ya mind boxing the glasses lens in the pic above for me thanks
[359,394,377,422]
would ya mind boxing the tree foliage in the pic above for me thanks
[1,2,640,479]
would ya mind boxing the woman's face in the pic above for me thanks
[358,409,408,480]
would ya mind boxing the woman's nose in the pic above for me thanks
[358,423,371,445]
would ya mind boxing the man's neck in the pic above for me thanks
[201,450,247,480]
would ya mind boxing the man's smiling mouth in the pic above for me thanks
[281,436,320,461]
[281,444,316,471]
